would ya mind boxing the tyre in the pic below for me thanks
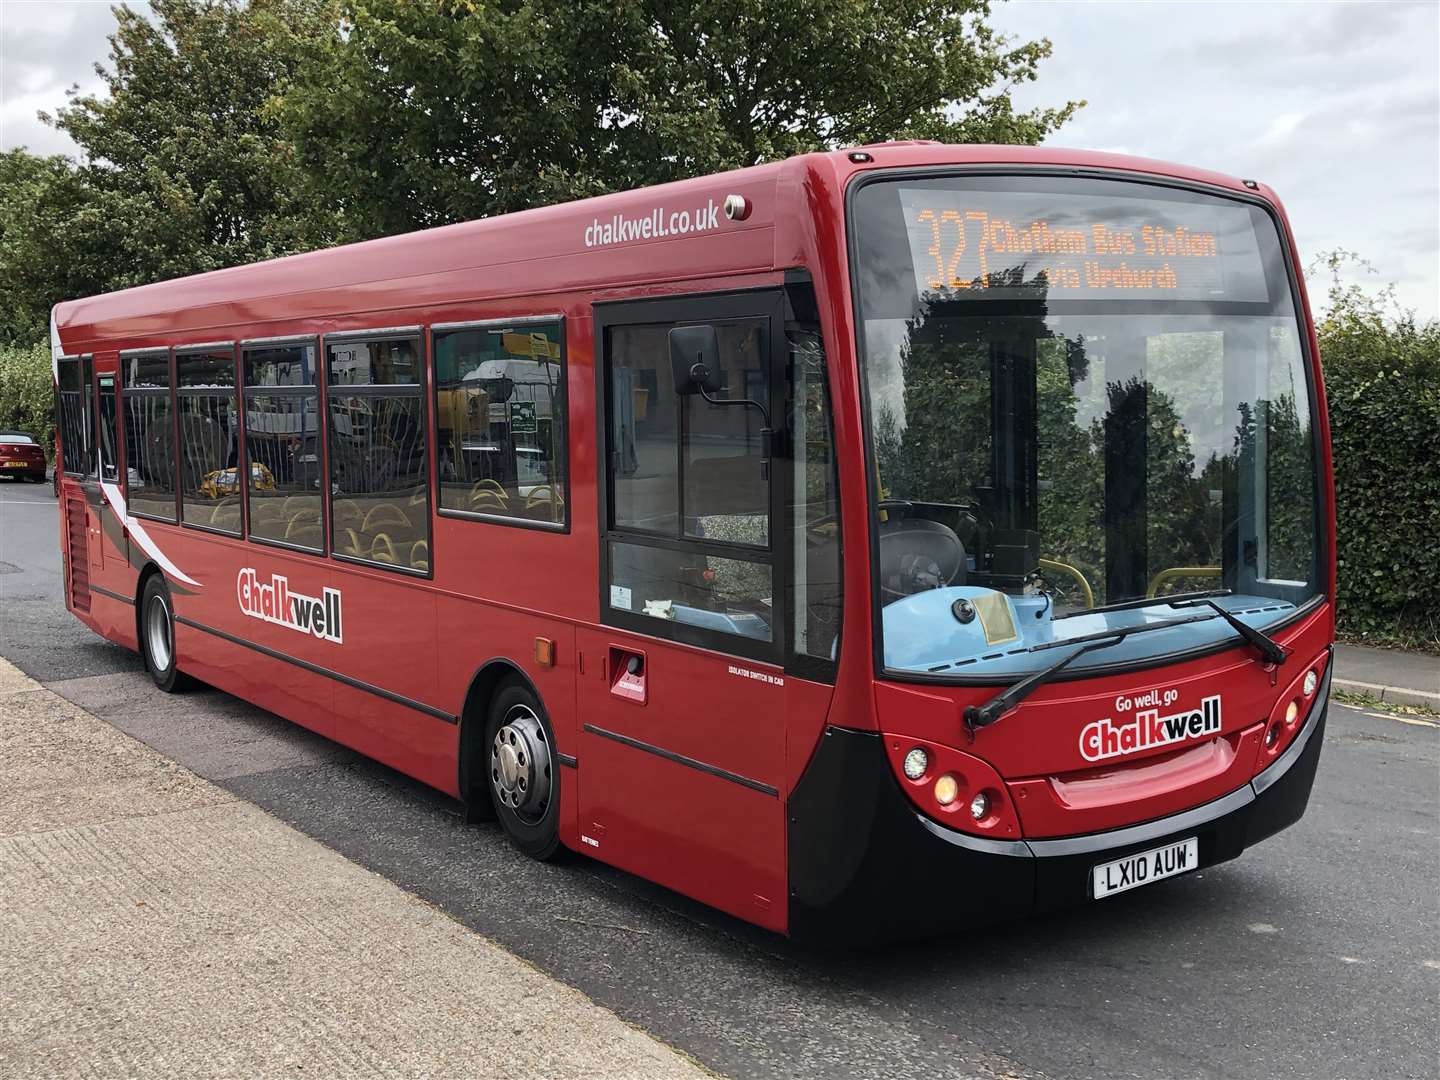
[139,575,194,692]
[484,678,563,860]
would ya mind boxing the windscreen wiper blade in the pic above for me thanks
[1051,588,1232,621]
[963,612,1216,731]
[1171,598,1289,666]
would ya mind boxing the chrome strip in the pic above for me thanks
[1026,783,1256,857]
[119,347,168,358]
[240,335,319,347]
[915,814,1033,858]
[176,341,236,352]
[1252,665,1331,796]
[322,325,423,341]
[430,314,564,332]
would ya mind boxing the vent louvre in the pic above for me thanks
[65,495,90,613]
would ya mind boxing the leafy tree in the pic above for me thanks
[278,0,1082,239]
[0,0,342,344]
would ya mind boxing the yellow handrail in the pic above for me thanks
[1039,558,1095,609]
[1147,565,1221,598]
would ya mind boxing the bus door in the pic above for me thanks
[580,290,791,931]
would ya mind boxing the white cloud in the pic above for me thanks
[994,0,1440,317]
[1,0,145,156]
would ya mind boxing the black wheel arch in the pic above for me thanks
[457,658,547,817]
[134,561,165,652]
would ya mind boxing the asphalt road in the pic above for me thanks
[3,475,1437,1080]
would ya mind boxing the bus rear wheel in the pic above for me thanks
[139,576,194,693]
[485,679,562,861]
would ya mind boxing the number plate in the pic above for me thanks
[1092,837,1199,899]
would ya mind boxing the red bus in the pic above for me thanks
[52,143,1334,940]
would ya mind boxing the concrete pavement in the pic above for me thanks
[0,657,710,1080]
[1333,642,1439,710]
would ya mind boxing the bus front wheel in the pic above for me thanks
[139,575,194,693]
[484,679,562,861]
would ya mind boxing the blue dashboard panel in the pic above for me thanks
[882,587,1297,677]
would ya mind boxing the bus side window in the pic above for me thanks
[789,323,842,665]
[432,319,568,528]
[97,374,119,483]
[326,335,430,572]
[242,340,323,552]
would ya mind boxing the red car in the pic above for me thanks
[0,430,48,483]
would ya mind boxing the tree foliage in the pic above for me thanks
[0,343,55,455]
[277,0,1082,239]
[0,0,341,345]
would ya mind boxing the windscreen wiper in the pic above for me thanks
[964,600,1289,732]
[1170,598,1288,666]
[963,612,1217,732]
[1051,588,1232,621]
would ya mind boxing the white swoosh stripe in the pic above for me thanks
[100,481,202,588]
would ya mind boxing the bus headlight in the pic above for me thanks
[902,747,929,780]
[1303,670,1318,696]
[969,791,990,820]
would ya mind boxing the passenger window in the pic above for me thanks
[177,348,240,534]
[789,323,843,662]
[327,335,430,573]
[57,357,92,477]
[97,374,119,483]
[433,319,567,527]
[605,314,774,646]
[243,341,322,551]
[122,350,176,521]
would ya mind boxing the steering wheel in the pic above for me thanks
[878,516,966,601]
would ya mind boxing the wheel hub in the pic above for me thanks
[146,594,172,671]
[491,706,551,819]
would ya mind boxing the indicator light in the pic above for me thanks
[1285,700,1300,725]
[969,791,990,821]
[902,748,929,780]
[934,774,959,806]
[1303,670,1318,696]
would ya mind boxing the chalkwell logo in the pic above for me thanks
[1079,690,1222,762]
[236,568,343,644]
[584,199,721,248]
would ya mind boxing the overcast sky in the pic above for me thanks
[2,0,1437,315]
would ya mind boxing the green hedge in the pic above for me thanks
[0,343,53,458]
[1318,286,1440,651]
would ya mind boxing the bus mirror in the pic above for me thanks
[669,325,723,395]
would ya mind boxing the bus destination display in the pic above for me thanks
[896,188,1269,302]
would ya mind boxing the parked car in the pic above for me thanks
[0,431,47,483]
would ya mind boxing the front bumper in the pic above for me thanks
[787,669,1330,943]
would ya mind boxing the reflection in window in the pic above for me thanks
[178,349,240,533]
[609,541,773,642]
[610,320,769,545]
[434,321,566,526]
[57,358,92,477]
[328,337,429,572]
[244,342,322,550]
[790,323,843,660]
[123,351,176,520]
[97,376,119,483]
